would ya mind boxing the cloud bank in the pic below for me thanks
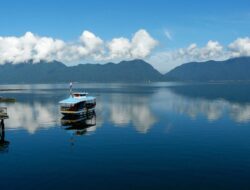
[0,29,158,64]
[149,38,250,73]
[1,29,250,73]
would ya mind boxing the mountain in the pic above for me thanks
[0,59,162,83]
[164,57,250,81]
[2,57,250,84]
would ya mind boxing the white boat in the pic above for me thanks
[59,92,96,116]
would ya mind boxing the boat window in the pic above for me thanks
[72,93,87,97]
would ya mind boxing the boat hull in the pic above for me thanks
[61,109,87,116]
[60,104,96,116]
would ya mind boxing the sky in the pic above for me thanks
[0,0,250,73]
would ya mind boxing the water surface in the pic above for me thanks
[1,82,250,190]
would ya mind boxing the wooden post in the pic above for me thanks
[0,119,4,143]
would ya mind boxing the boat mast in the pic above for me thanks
[70,82,73,96]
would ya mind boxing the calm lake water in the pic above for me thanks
[1,82,250,190]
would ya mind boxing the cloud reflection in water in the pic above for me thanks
[3,84,250,135]
[108,96,157,133]
[5,102,58,134]
[152,88,250,123]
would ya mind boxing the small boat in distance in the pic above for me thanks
[59,91,96,116]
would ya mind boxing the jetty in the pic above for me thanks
[0,107,8,120]
[0,107,9,152]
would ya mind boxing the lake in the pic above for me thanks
[1,82,250,190]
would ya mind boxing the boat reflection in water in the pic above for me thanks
[61,110,96,136]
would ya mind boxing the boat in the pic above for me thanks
[59,92,96,116]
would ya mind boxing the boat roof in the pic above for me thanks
[59,95,95,104]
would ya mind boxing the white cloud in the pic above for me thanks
[149,37,250,73]
[107,37,131,59]
[228,37,250,57]
[164,29,172,41]
[148,40,226,73]
[0,32,66,64]
[0,29,158,65]
[79,31,104,53]
[106,29,158,60]
[130,29,158,58]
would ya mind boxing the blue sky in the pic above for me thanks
[0,0,250,72]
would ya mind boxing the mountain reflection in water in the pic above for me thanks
[1,83,250,190]
[163,84,250,123]
[1,83,250,135]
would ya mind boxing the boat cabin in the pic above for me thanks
[72,92,88,97]
[59,92,96,116]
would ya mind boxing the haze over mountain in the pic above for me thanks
[164,57,250,81]
[1,57,250,83]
